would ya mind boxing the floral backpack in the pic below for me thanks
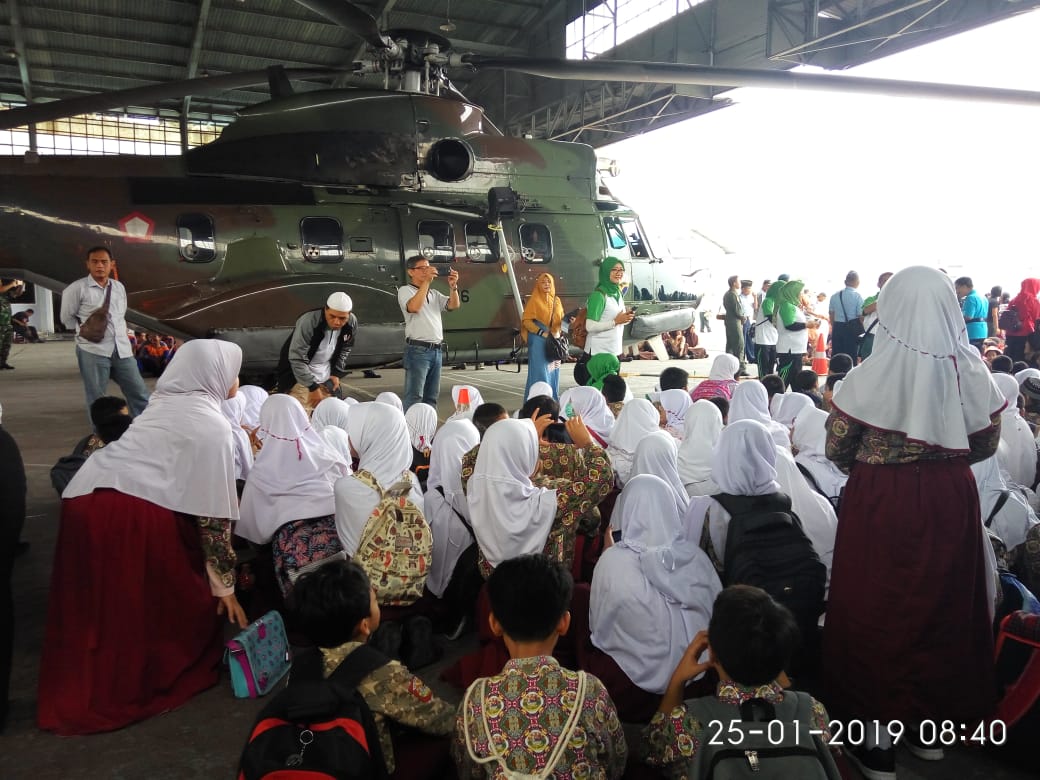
[352,468,431,605]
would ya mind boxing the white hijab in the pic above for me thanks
[320,426,353,470]
[677,400,724,498]
[425,419,481,597]
[774,393,815,431]
[708,353,740,381]
[1016,368,1040,387]
[831,266,1006,452]
[446,384,486,423]
[221,394,253,481]
[375,391,404,412]
[405,402,439,453]
[792,406,847,503]
[658,388,692,440]
[971,455,1039,550]
[528,381,554,399]
[630,430,689,519]
[730,381,791,448]
[237,394,348,543]
[993,372,1037,488]
[468,418,558,568]
[607,399,662,487]
[64,340,241,520]
[311,397,352,433]
[591,474,721,694]
[237,384,268,429]
[559,385,615,445]
[773,447,837,590]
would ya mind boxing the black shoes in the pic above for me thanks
[846,745,896,780]
[0,363,13,370]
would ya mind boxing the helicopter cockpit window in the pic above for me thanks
[176,213,216,263]
[464,221,499,263]
[519,223,552,264]
[301,217,344,263]
[604,217,628,253]
[417,220,456,264]
[621,218,651,259]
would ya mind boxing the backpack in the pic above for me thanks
[352,469,432,606]
[462,671,588,780]
[686,692,841,780]
[237,644,390,780]
[999,307,1022,333]
[713,493,826,641]
[568,307,589,351]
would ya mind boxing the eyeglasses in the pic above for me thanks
[410,264,431,270]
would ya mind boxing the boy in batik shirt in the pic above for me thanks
[453,555,627,779]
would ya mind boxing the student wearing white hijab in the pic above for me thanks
[607,399,661,488]
[446,384,485,423]
[559,385,615,446]
[971,454,1039,552]
[334,402,425,559]
[656,388,692,440]
[375,391,404,411]
[42,340,248,736]
[238,394,349,594]
[993,372,1038,488]
[772,447,837,591]
[425,419,481,599]
[221,394,253,482]
[467,416,614,577]
[311,396,352,433]
[791,406,847,509]
[729,381,791,448]
[629,430,688,518]
[405,401,439,492]
[676,400,724,498]
[689,353,739,402]
[773,392,814,432]
[590,475,722,696]
[511,381,554,418]
[824,267,1004,768]
[320,426,353,468]
[237,384,268,430]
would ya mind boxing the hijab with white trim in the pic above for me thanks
[221,394,253,481]
[468,418,558,568]
[237,384,268,429]
[993,372,1037,488]
[730,381,791,448]
[792,406,847,503]
[425,419,481,597]
[677,400,724,497]
[237,394,349,544]
[630,430,688,518]
[831,266,1005,452]
[404,402,438,454]
[559,385,615,445]
[64,340,242,520]
[591,474,721,694]
[607,398,662,487]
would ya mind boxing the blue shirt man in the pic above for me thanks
[955,277,989,349]
[828,271,864,361]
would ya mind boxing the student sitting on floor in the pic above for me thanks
[454,554,627,779]
[293,559,456,780]
[641,585,838,778]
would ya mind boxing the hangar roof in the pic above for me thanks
[2,0,1038,148]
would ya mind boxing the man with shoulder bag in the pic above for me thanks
[828,271,864,363]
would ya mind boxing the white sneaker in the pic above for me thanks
[902,729,945,761]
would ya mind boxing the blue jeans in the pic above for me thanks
[402,343,443,411]
[76,347,151,423]
[524,332,559,400]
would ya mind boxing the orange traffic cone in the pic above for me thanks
[812,332,829,376]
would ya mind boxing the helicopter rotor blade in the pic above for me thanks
[460,56,1040,107]
[0,68,342,130]
[292,0,396,52]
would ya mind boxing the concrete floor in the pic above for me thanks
[0,336,1033,779]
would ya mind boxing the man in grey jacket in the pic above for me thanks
[276,292,357,411]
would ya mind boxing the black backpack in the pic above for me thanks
[238,644,390,780]
[713,492,826,641]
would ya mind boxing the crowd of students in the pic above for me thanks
[18,266,1040,779]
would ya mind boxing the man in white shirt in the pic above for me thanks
[398,256,460,410]
[60,247,150,421]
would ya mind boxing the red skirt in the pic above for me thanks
[822,458,995,723]
[38,490,223,735]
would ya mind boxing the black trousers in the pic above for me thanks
[756,344,777,377]
[831,322,861,362]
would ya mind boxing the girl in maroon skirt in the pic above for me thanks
[823,266,1006,779]
[38,340,249,735]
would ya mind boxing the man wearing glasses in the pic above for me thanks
[398,256,460,411]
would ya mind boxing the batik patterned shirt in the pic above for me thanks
[641,681,831,779]
[453,655,627,779]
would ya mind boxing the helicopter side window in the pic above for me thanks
[301,217,344,263]
[176,213,216,263]
[621,218,651,259]
[464,221,499,263]
[519,223,552,264]
[417,220,456,264]
[604,217,628,252]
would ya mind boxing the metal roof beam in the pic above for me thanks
[182,0,213,150]
[7,0,36,148]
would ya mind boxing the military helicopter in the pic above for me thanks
[2,0,1039,376]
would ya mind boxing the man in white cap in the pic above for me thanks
[276,291,358,412]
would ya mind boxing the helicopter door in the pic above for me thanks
[604,215,654,303]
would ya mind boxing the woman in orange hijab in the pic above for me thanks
[521,272,565,400]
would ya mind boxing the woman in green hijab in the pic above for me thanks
[775,279,809,387]
[585,353,621,391]
[583,257,634,365]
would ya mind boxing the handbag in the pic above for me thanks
[77,282,113,343]
[225,610,292,698]
[542,297,569,362]
[839,290,865,338]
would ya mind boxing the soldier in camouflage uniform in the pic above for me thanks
[0,279,25,369]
